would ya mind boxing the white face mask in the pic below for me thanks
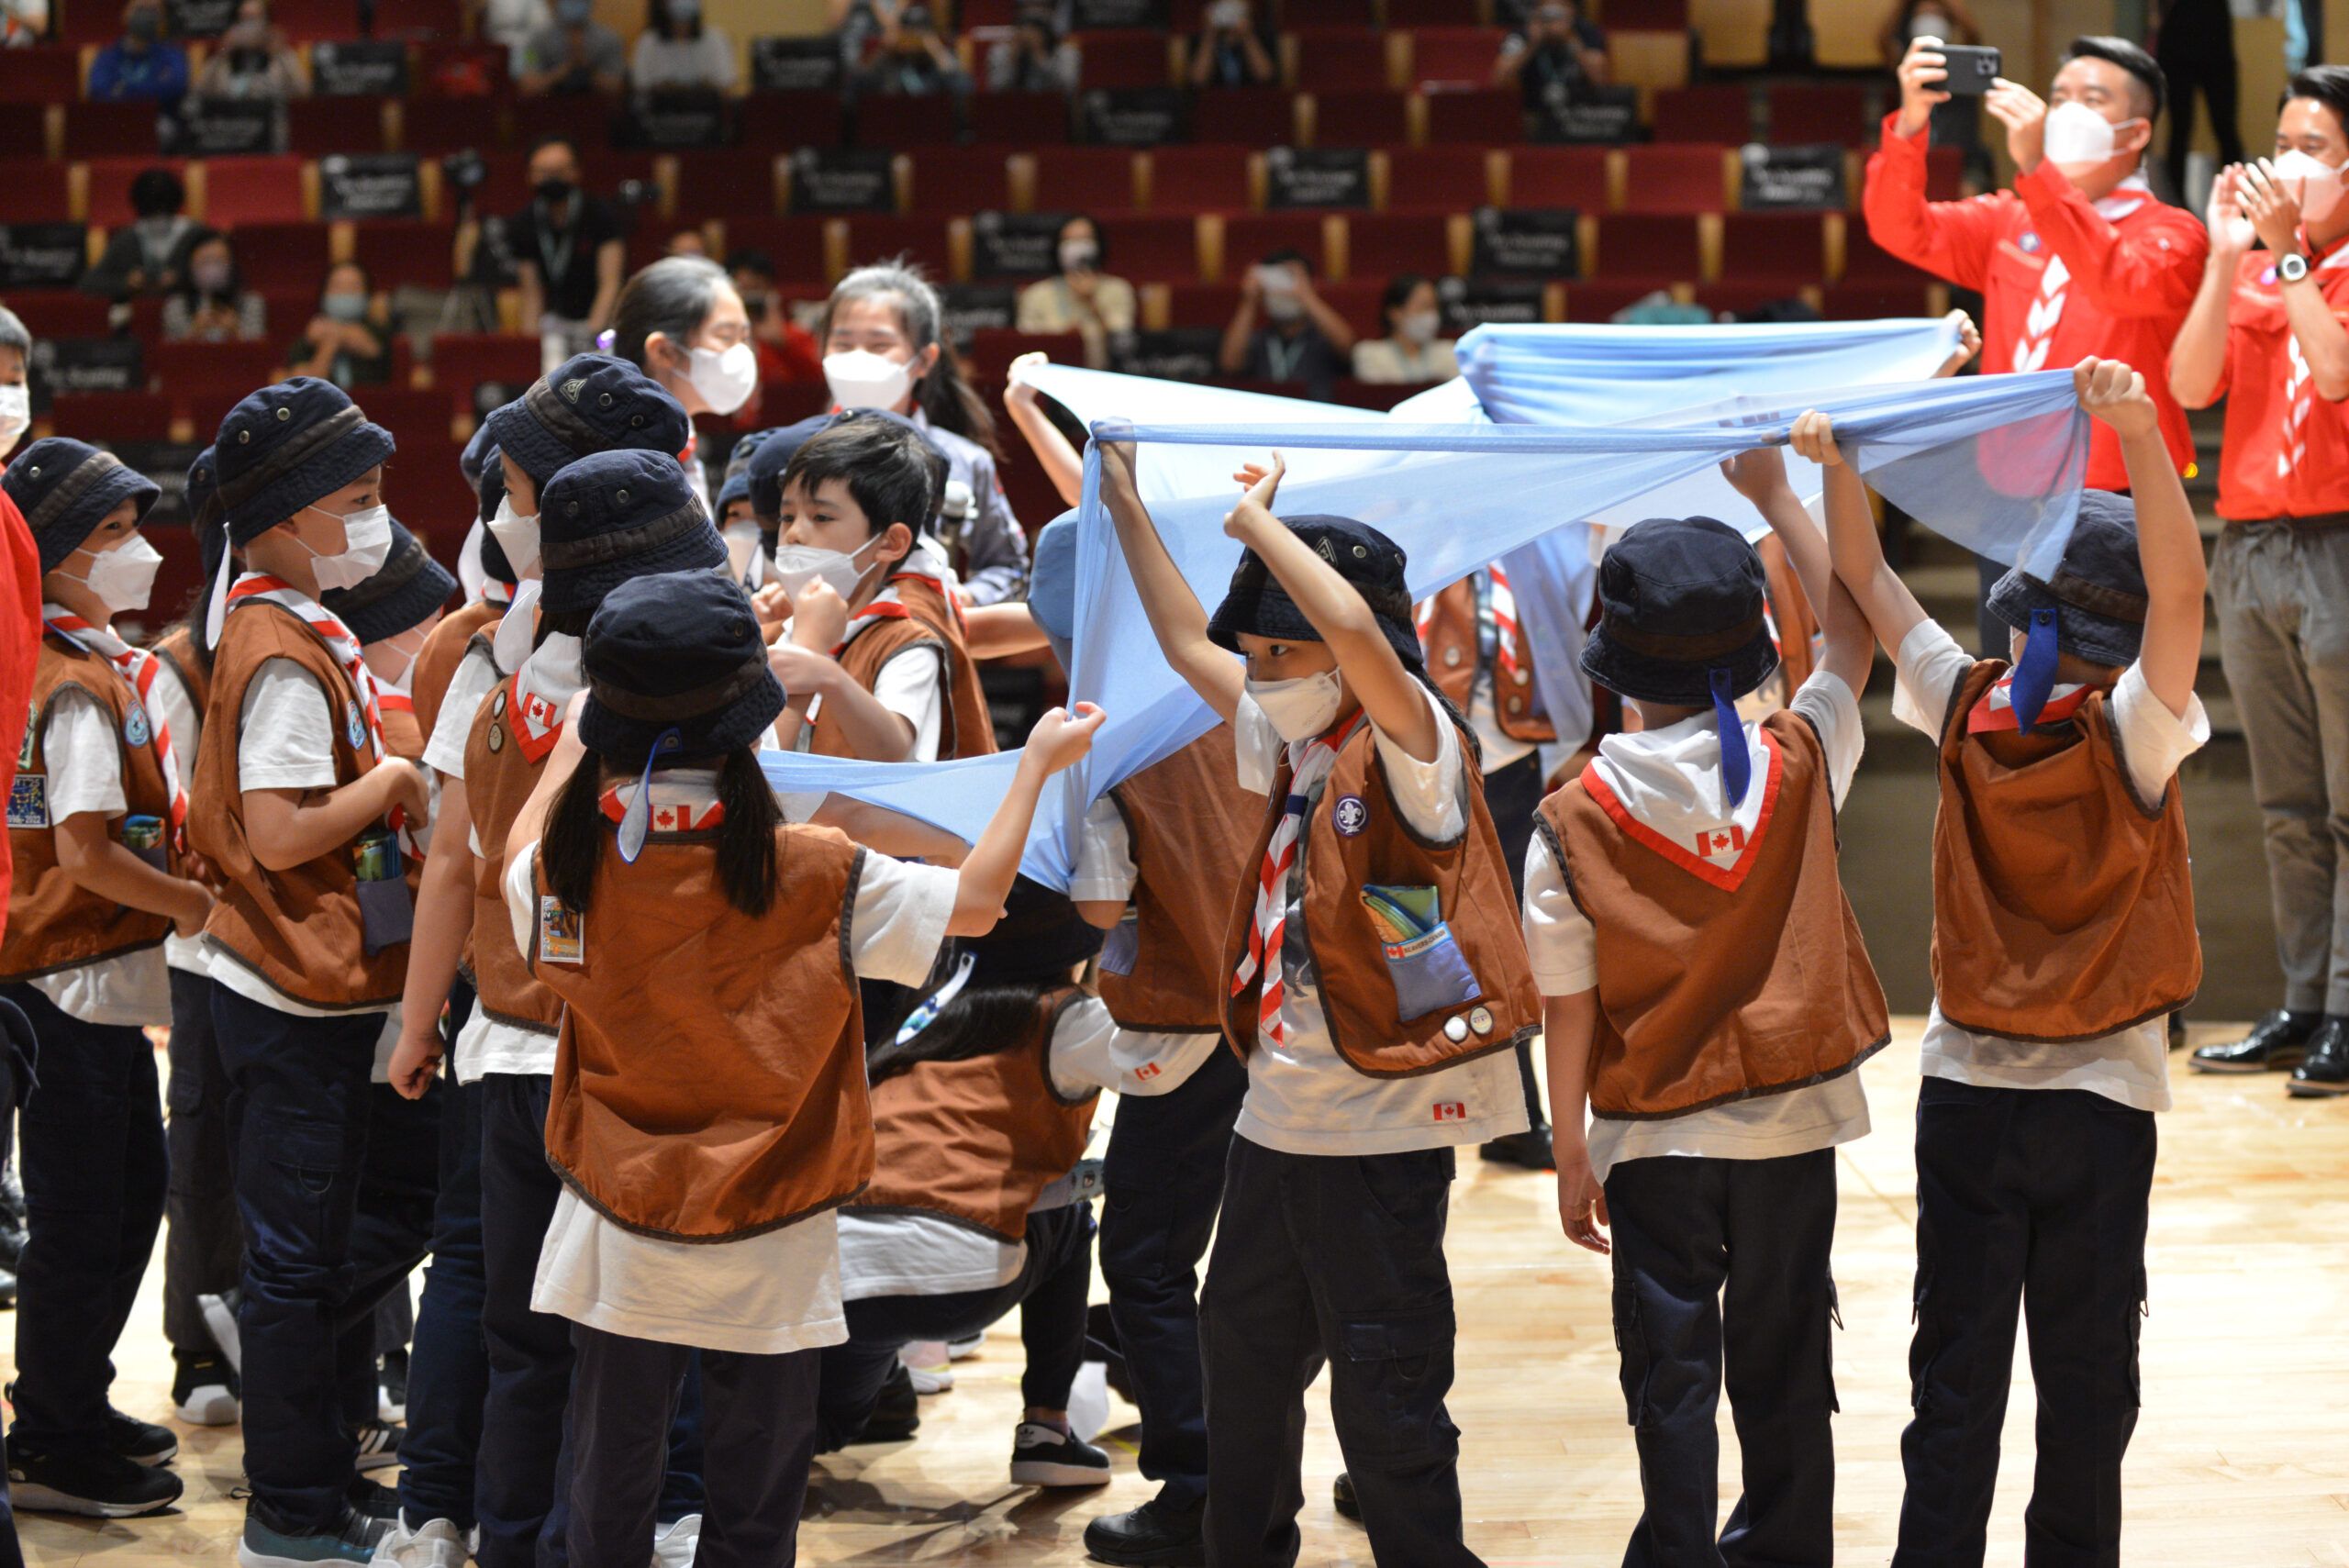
[1263,292,1306,323]
[2044,101,2136,175]
[302,501,393,593]
[772,535,883,606]
[2275,148,2349,224]
[488,493,542,577]
[71,533,163,615]
[1059,239,1099,272]
[1245,669,1342,743]
[1397,309,1441,345]
[365,626,429,692]
[0,384,28,460]
[685,340,758,417]
[823,348,915,412]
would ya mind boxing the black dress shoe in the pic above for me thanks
[1478,1124,1555,1171]
[1084,1493,1205,1566]
[2288,1019,2349,1097]
[1332,1471,1360,1522]
[2190,1009,2320,1073]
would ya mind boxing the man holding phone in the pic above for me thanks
[1864,33,2206,494]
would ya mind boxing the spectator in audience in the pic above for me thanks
[1186,0,1275,89]
[629,0,735,95]
[0,305,28,462]
[474,0,551,69]
[510,136,628,365]
[986,2,1077,94]
[194,0,307,99]
[87,0,188,106]
[852,2,968,99]
[607,253,755,511]
[78,168,199,300]
[161,229,267,344]
[664,228,709,258]
[1353,272,1458,385]
[729,249,824,384]
[1494,0,1609,109]
[2,0,50,47]
[1016,216,1133,372]
[1880,0,1992,191]
[828,0,900,70]
[518,0,626,95]
[1219,248,1354,401]
[284,260,393,387]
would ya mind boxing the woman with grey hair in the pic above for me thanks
[0,304,29,462]
[820,260,1028,605]
[604,254,756,528]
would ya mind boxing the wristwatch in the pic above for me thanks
[2280,251,2312,284]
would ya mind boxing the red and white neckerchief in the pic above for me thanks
[225,573,406,840]
[1486,563,1521,686]
[503,673,565,763]
[1230,710,1365,1048]
[484,581,514,607]
[599,776,724,835]
[831,593,913,658]
[42,606,190,851]
[1966,673,2095,735]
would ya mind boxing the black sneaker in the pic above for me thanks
[1008,1421,1110,1488]
[346,1473,402,1521]
[238,1496,388,1566]
[9,1446,184,1517]
[378,1348,408,1424]
[2168,1010,2188,1050]
[1332,1471,1360,1522]
[1084,1492,1206,1566]
[351,1420,402,1473]
[173,1353,241,1427]
[2288,1019,2349,1097]
[850,1361,920,1444]
[199,1285,244,1373]
[0,1262,14,1310]
[106,1407,178,1466]
[1479,1124,1555,1171]
[2191,1008,2321,1073]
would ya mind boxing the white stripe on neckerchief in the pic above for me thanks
[41,606,190,851]
[224,573,409,844]
[1230,710,1364,1048]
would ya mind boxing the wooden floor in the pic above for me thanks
[14,1022,2349,1567]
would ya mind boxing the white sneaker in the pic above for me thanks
[372,1515,467,1568]
[899,1340,954,1395]
[197,1289,243,1374]
[946,1334,985,1361]
[651,1511,701,1568]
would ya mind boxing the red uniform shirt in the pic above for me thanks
[1864,113,2207,492]
[2210,230,2349,521]
[0,485,43,940]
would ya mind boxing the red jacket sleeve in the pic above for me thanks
[1861,111,2003,291]
[2013,161,2210,319]
[0,489,41,934]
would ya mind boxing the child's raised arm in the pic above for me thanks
[2077,357,2206,719]
[1226,454,1439,762]
[1098,440,1241,722]
[947,702,1106,936]
[1795,410,1932,661]
[1720,447,1874,698]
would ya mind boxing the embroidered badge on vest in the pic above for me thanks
[539,895,584,963]
[7,774,48,830]
[344,699,366,750]
[486,718,506,753]
[1332,795,1368,836]
[123,701,150,750]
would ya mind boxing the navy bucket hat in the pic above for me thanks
[1206,514,1423,674]
[323,518,457,645]
[745,408,937,521]
[483,354,691,492]
[580,570,785,764]
[1985,490,2146,672]
[962,875,1106,988]
[185,444,228,590]
[2,439,161,573]
[537,449,726,617]
[210,377,395,547]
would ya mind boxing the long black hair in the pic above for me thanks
[864,980,1052,1084]
[540,746,782,919]
[822,260,1005,462]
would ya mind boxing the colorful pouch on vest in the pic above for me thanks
[1099,911,1139,977]
[353,828,414,956]
[1361,884,1479,1023]
[122,815,167,872]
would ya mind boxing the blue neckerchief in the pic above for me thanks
[616,728,682,864]
[1709,666,1749,807]
[2009,606,2060,733]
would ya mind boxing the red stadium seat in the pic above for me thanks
[54,5,120,45]
[1768,83,1872,147]
[1071,32,1172,91]
[1688,281,1818,319]
[967,91,1069,147]
[1421,88,1521,144]
[0,160,72,223]
[1289,30,1392,92]
[529,96,620,160]
[1387,0,1480,24]
[1028,148,1141,213]
[1384,145,1494,212]
[1842,228,1930,284]
[1652,84,1752,145]
[1309,89,1408,147]
[1283,0,1378,25]
[350,220,458,290]
[670,150,784,223]
[428,333,540,395]
[0,47,82,104]
[84,158,191,228]
[358,387,459,440]
[577,149,661,196]
[1619,144,1732,215]
[838,215,958,279]
[228,220,334,293]
[5,293,110,340]
[1314,280,1387,340]
[412,42,507,97]
[384,439,479,549]
[59,101,164,158]
[1099,215,1204,283]
[1606,0,1689,25]
[150,339,288,408]
[715,217,830,286]
[50,391,175,443]
[1160,282,1241,328]
[1342,212,1453,282]
[287,95,392,156]
[1718,210,1828,290]
[1147,147,1255,213]
[393,94,506,157]
[1591,213,1701,280]
[201,157,309,227]
[1223,212,1330,276]
[965,328,1085,382]
[737,94,848,152]
[1564,280,1675,322]
[856,93,960,147]
[1821,280,1935,318]
[960,0,1017,23]
[1408,28,1503,87]
[0,104,47,158]
[1194,89,1296,147]
[1506,146,1609,209]
[371,0,464,38]
[904,148,1014,215]
[462,152,530,215]
[270,0,362,43]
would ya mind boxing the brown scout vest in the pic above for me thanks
[1932,659,2200,1041]
[1537,710,1889,1120]
[0,636,176,983]
[1219,716,1542,1076]
[890,572,996,759]
[189,600,408,1010]
[463,677,564,1035]
[849,989,1099,1241]
[1100,725,1259,1033]
[150,622,210,716]
[805,611,952,759]
[1757,535,1820,694]
[413,598,501,747]
[533,819,874,1240]
[1419,576,1556,744]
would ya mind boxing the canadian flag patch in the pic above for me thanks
[1695,823,1747,860]
[650,800,723,834]
[1432,1102,1467,1122]
[1133,1062,1162,1081]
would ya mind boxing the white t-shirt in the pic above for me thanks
[146,654,208,976]
[26,687,173,1027]
[1521,671,1872,1181]
[802,594,944,762]
[1066,793,1232,1095]
[1892,618,2210,1113]
[422,639,506,782]
[1228,685,1530,1158]
[515,790,961,1354]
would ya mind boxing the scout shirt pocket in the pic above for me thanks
[352,827,414,956]
[1360,884,1479,1023]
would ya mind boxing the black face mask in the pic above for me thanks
[535,178,576,206]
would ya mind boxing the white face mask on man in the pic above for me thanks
[771,534,885,606]
[2274,148,2349,224]
[824,349,914,412]
[301,501,393,593]
[2043,100,2142,177]
[1245,669,1342,743]
[70,534,164,615]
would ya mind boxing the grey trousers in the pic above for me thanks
[2211,521,2349,1015]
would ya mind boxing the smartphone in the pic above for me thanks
[1937,44,2001,96]
[1252,262,1297,295]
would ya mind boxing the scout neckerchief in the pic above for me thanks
[225,573,407,840]
[598,771,724,834]
[1966,672,2096,736]
[41,606,189,851]
[502,634,584,765]
[1230,707,1368,1048]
